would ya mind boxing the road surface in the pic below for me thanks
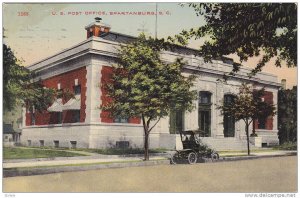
[3,156,297,192]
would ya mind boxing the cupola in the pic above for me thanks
[85,17,111,39]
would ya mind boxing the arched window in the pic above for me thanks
[198,91,212,137]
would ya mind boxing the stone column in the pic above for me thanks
[85,63,102,123]
[184,99,198,131]
[22,107,26,128]
[215,82,225,138]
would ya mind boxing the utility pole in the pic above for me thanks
[155,3,158,39]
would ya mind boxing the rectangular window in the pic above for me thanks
[89,30,93,37]
[70,141,77,149]
[40,140,44,147]
[28,140,32,146]
[57,112,62,124]
[74,85,81,95]
[198,110,211,137]
[54,140,59,148]
[199,92,211,104]
[198,91,212,137]
[31,113,35,125]
[74,110,81,123]
[114,117,129,123]
[224,95,235,105]
[169,109,184,134]
[258,118,267,129]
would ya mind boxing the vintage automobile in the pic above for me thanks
[170,130,219,164]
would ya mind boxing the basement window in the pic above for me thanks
[54,140,59,148]
[27,140,32,146]
[262,143,268,148]
[40,140,44,147]
[116,141,130,149]
[70,141,77,149]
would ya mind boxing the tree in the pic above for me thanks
[3,44,62,113]
[251,88,276,137]
[179,3,297,77]
[101,34,197,160]
[278,86,297,144]
[218,84,276,155]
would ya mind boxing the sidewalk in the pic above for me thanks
[3,150,296,169]
[3,150,297,178]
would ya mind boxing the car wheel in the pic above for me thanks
[170,151,179,165]
[211,152,219,161]
[187,152,197,164]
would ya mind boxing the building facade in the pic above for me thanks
[21,20,281,150]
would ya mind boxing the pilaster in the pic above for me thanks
[85,63,102,123]
[215,82,225,138]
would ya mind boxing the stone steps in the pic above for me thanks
[200,137,257,151]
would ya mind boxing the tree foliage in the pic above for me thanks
[3,44,63,113]
[180,3,297,77]
[278,86,297,144]
[101,34,197,160]
[218,84,276,155]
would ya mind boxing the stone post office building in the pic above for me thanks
[21,19,281,150]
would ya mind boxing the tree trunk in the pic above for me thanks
[144,131,150,161]
[141,115,160,161]
[142,114,150,161]
[245,122,250,156]
[252,119,256,136]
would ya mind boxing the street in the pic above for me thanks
[3,156,297,192]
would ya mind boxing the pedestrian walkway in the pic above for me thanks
[3,150,296,169]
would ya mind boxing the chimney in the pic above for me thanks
[85,17,111,39]
[281,79,286,90]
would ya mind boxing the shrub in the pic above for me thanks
[273,142,297,151]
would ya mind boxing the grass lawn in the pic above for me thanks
[4,158,167,170]
[73,147,168,155]
[3,147,87,160]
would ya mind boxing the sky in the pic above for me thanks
[3,2,297,88]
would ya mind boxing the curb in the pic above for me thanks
[220,152,297,162]
[3,159,170,178]
[168,152,297,164]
